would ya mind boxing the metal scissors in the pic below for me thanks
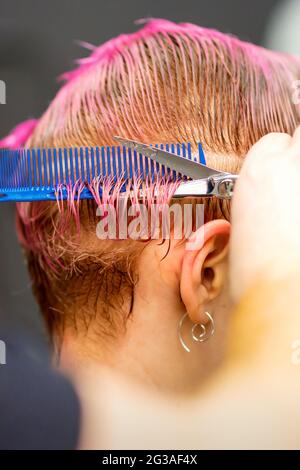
[114,137,238,199]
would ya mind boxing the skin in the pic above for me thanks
[230,127,300,300]
[75,127,300,449]
[59,151,235,395]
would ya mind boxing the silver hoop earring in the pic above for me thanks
[178,312,215,353]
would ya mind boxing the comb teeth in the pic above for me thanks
[0,143,205,202]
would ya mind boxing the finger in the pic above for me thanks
[290,126,300,159]
[240,132,292,182]
[246,132,291,162]
[292,125,300,142]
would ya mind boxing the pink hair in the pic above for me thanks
[2,18,300,337]
[0,119,37,149]
[2,18,300,157]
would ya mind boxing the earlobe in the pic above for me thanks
[180,220,230,324]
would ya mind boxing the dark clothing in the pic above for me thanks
[0,328,80,449]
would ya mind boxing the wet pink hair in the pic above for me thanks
[1,18,300,338]
[0,119,37,149]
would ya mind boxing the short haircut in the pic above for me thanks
[3,19,299,341]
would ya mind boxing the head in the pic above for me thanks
[3,19,300,393]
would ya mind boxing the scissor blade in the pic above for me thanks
[173,179,213,198]
[114,137,224,179]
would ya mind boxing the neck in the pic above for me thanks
[58,295,229,395]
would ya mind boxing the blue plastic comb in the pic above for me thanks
[0,142,206,202]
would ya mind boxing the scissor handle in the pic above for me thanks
[209,174,238,199]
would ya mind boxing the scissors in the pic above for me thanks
[114,137,238,199]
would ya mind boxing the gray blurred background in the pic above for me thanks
[0,0,297,340]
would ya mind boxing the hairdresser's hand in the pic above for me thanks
[229,126,300,303]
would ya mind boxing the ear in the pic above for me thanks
[180,220,231,324]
